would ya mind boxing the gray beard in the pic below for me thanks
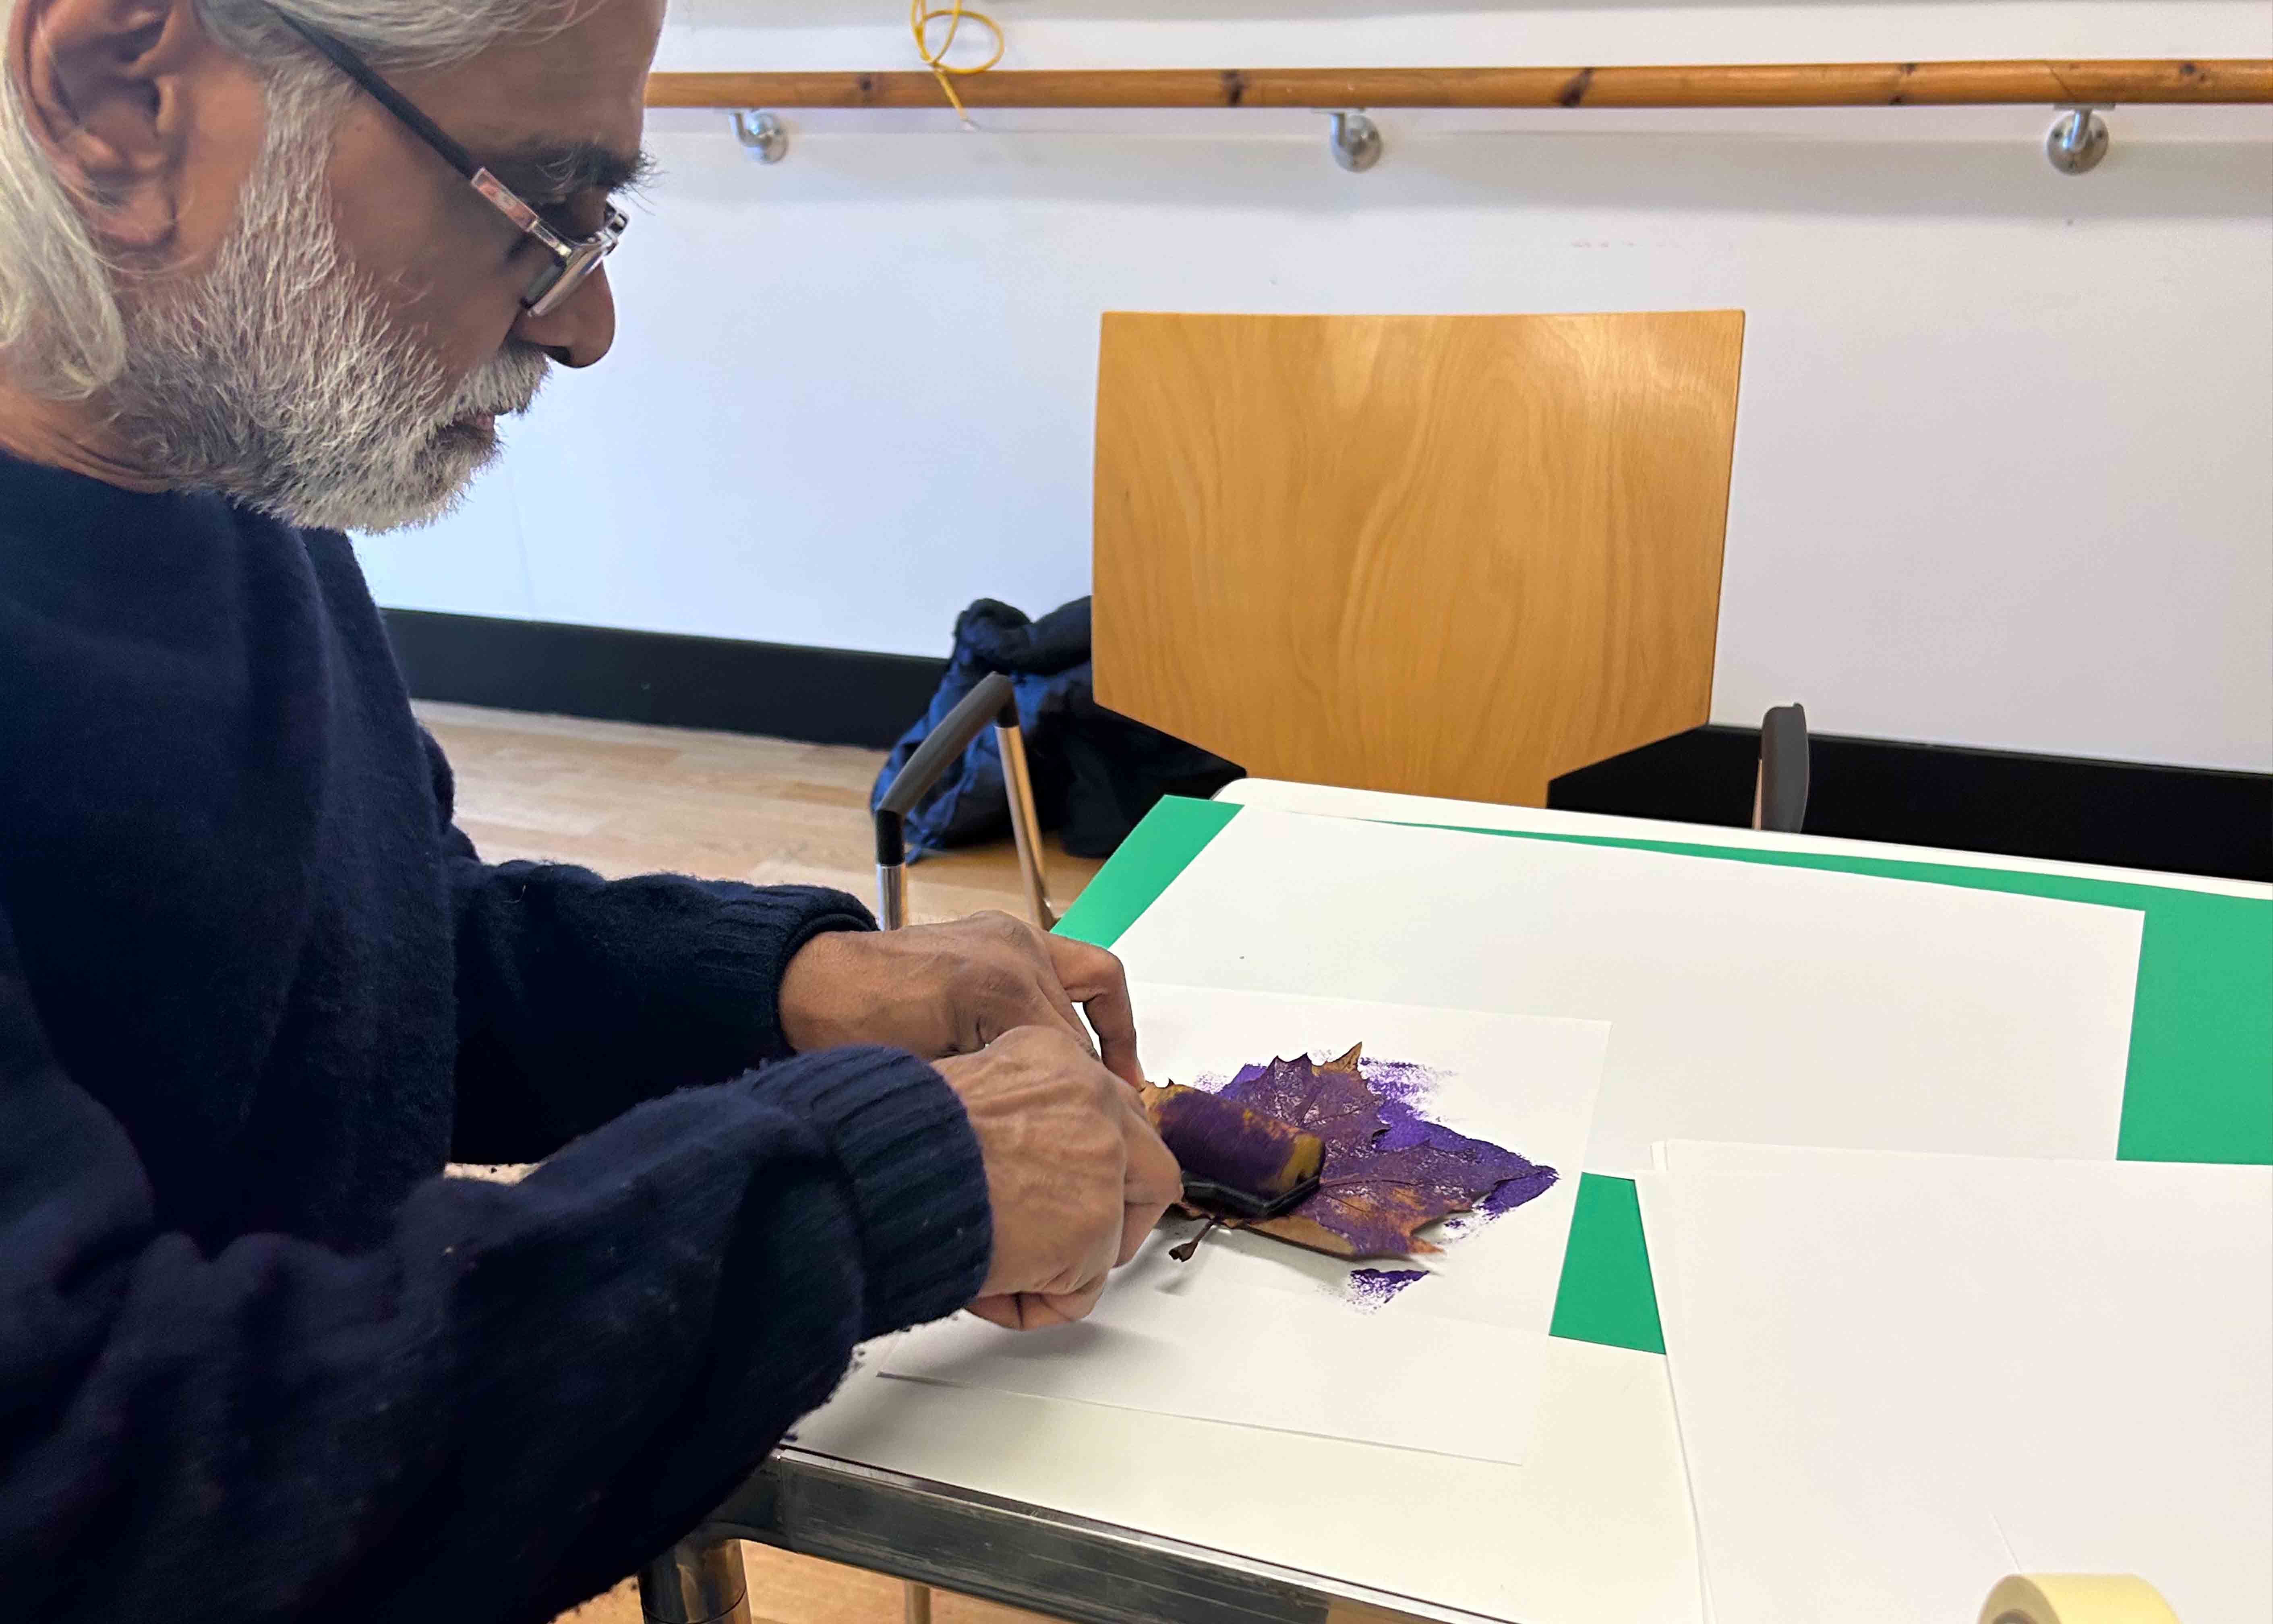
[107,96,550,534]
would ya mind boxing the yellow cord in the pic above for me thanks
[910,0,1005,123]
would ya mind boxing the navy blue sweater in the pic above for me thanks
[0,450,992,1622]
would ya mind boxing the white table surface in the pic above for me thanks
[793,781,2262,1624]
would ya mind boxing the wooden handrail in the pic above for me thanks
[648,59,2272,112]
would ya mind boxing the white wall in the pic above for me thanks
[355,3,2273,772]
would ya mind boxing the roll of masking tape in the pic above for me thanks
[1980,1575,2182,1624]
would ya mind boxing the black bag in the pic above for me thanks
[872,597,1242,859]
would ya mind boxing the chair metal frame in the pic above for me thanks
[871,672,1054,932]
[1753,702,1811,834]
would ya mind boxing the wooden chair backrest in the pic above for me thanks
[1092,309,1746,807]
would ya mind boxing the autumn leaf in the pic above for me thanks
[1199,1045,1557,1259]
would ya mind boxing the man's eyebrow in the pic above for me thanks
[484,141,656,202]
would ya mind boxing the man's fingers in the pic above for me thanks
[1047,935,1143,1085]
[969,1276,1109,1330]
[1028,1280,1108,1328]
[1037,979,1099,1059]
[1117,1093,1183,1264]
[987,920,1097,1056]
[1118,1202,1167,1267]
[1121,1092,1183,1201]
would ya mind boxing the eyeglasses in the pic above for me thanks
[267,10,627,319]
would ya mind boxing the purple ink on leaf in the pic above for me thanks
[1144,1082,1325,1206]
[1201,1046,1558,1259]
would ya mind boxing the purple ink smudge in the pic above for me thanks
[1481,1162,1561,1215]
[1356,1056,1436,1102]
[1348,1267,1429,1310]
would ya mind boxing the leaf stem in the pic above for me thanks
[1169,1216,1223,1262]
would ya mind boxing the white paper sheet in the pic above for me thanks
[881,984,1609,1467]
[884,1257,1541,1462]
[1642,1145,2273,1624]
[1632,1170,1722,1624]
[1110,809,2146,1170]
[801,1334,1704,1624]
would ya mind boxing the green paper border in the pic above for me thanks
[1056,797,1240,951]
[1061,798,2273,1354]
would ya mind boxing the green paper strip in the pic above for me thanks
[1061,798,2273,1356]
[1549,1174,1665,1354]
[1055,796,1240,950]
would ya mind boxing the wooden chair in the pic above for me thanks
[1092,309,1748,808]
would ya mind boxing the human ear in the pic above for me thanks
[11,0,205,251]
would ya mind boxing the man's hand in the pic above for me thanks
[936,1027,1182,1330]
[780,912,1143,1085]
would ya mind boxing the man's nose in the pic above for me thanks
[511,265,617,369]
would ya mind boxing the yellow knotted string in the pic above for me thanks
[910,0,1005,124]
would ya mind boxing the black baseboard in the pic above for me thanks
[384,612,2270,882]
[1550,725,2272,882]
[381,609,945,750]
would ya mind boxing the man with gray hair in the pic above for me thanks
[0,2,1181,1618]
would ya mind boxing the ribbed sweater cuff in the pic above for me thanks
[758,1046,992,1338]
[688,886,874,1065]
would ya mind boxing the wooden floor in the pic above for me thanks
[552,1547,1055,1624]
[422,700,1106,925]
[417,703,1082,1624]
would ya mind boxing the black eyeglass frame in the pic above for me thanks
[267,9,627,318]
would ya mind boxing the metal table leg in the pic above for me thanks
[702,1450,1462,1624]
[638,1535,751,1624]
